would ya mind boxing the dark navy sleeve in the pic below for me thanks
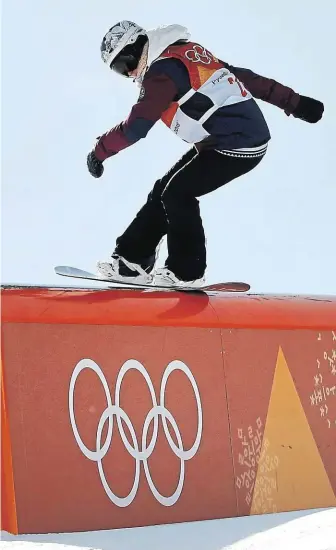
[94,61,181,161]
[221,61,301,115]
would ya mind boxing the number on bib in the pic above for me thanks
[228,76,248,97]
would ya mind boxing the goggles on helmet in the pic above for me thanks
[108,34,148,78]
[110,52,139,77]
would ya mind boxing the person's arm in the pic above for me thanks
[222,61,324,122]
[94,72,178,162]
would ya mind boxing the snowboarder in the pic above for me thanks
[87,21,324,288]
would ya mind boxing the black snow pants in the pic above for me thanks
[114,148,264,280]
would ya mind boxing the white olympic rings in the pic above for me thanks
[69,358,202,507]
[185,45,212,65]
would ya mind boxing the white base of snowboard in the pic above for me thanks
[54,266,250,293]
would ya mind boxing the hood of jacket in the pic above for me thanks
[135,24,190,84]
[146,24,191,66]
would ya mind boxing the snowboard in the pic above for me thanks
[54,265,250,293]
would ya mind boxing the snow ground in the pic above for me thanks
[1,508,335,550]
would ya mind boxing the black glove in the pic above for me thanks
[292,95,324,123]
[87,151,104,178]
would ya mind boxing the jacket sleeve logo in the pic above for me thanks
[139,86,145,100]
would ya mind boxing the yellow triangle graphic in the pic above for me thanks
[251,346,336,514]
[197,66,217,86]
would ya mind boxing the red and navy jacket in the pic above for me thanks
[94,45,300,161]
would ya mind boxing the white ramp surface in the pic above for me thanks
[0,545,96,550]
[1,508,336,550]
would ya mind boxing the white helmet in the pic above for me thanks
[101,21,147,73]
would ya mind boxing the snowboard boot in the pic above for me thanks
[97,254,155,285]
[153,267,206,288]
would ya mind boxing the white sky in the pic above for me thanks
[1,0,335,294]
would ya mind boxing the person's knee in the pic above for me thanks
[149,176,170,203]
[161,182,188,209]
[162,186,200,217]
[161,184,173,206]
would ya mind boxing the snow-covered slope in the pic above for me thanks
[1,508,335,550]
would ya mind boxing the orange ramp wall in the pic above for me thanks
[1,286,336,534]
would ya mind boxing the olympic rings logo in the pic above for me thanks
[69,358,203,507]
[185,45,213,65]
